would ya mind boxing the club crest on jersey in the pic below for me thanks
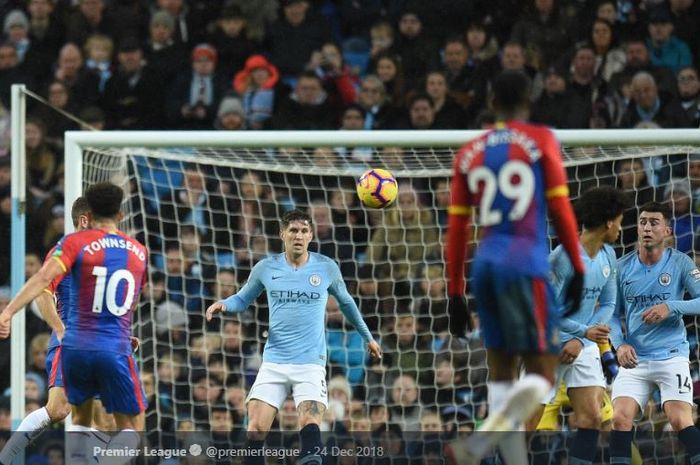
[309,274,321,286]
[602,265,611,278]
[659,273,672,286]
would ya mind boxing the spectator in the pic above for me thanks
[335,104,373,164]
[393,9,440,90]
[618,71,691,128]
[531,65,577,128]
[373,52,405,108]
[102,37,163,129]
[464,21,499,70]
[424,70,467,128]
[153,0,210,46]
[690,154,700,214]
[0,42,32,109]
[400,93,441,130]
[166,44,228,129]
[83,34,113,93]
[272,71,337,129]
[52,42,100,107]
[677,66,700,127]
[443,36,475,105]
[224,0,278,43]
[25,118,58,200]
[65,0,117,47]
[589,18,626,83]
[214,95,246,130]
[233,54,278,129]
[26,0,66,71]
[368,21,395,69]
[669,0,700,63]
[664,179,696,254]
[568,44,609,128]
[615,157,656,252]
[308,41,358,107]
[646,6,692,74]
[32,80,79,144]
[326,295,367,389]
[268,0,331,79]
[356,75,399,129]
[3,10,31,64]
[610,37,677,100]
[510,0,572,69]
[415,263,448,333]
[207,4,257,79]
[144,10,188,85]
[388,374,423,432]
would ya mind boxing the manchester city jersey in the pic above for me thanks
[222,252,373,366]
[611,248,700,361]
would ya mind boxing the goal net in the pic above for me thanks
[70,130,700,460]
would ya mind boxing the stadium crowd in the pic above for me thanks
[2,0,700,463]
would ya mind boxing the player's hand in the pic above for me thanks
[367,340,382,360]
[562,271,585,317]
[0,312,10,339]
[206,302,226,321]
[585,325,610,344]
[559,339,583,364]
[448,296,473,337]
[616,344,637,368]
[642,304,671,324]
[130,336,141,352]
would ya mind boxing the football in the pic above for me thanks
[356,168,398,209]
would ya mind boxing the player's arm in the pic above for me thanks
[35,290,64,341]
[446,150,473,335]
[549,246,588,338]
[588,263,617,327]
[609,272,626,350]
[206,261,265,320]
[540,131,585,313]
[0,258,65,337]
[645,257,700,322]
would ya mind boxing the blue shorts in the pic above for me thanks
[45,346,63,388]
[61,348,148,415]
[471,260,560,354]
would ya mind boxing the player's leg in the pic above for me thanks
[244,362,290,465]
[91,398,117,432]
[0,346,72,465]
[291,364,328,465]
[657,358,700,463]
[610,363,653,465]
[568,387,604,465]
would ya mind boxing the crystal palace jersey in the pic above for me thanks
[451,121,569,277]
[44,244,71,351]
[52,229,148,355]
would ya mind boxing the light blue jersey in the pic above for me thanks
[220,252,374,366]
[550,243,617,346]
[611,248,700,361]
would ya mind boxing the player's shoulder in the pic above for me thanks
[601,244,617,263]
[667,248,694,267]
[310,252,334,264]
[617,250,638,268]
[548,243,566,260]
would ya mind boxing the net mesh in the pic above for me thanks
[80,142,700,458]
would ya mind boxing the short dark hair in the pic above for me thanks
[70,196,90,228]
[408,92,434,109]
[492,70,531,113]
[280,209,312,230]
[575,187,631,229]
[85,182,123,220]
[639,201,672,223]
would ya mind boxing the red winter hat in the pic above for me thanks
[192,44,217,63]
[233,54,279,93]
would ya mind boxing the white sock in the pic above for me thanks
[488,381,514,417]
[66,424,94,465]
[0,407,52,464]
[97,429,140,465]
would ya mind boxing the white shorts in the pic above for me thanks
[246,362,328,410]
[611,357,693,410]
[544,343,606,403]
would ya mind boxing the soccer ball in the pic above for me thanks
[356,168,398,209]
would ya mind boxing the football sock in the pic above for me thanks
[569,428,599,465]
[678,426,700,465]
[243,438,265,465]
[609,430,634,465]
[299,423,322,465]
[0,407,52,465]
